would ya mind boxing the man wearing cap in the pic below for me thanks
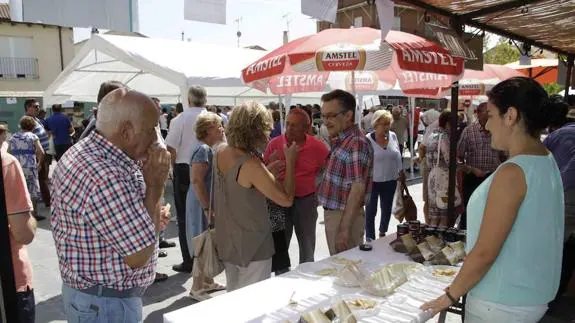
[544,104,575,303]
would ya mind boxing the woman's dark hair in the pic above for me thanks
[547,95,570,129]
[438,109,452,128]
[487,77,566,137]
[175,102,184,113]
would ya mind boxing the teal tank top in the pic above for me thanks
[466,154,564,306]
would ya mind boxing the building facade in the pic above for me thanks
[0,3,75,131]
[317,0,431,37]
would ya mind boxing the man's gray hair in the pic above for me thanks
[188,85,207,107]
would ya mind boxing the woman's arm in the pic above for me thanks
[244,143,298,207]
[34,139,44,167]
[190,163,210,210]
[421,163,526,314]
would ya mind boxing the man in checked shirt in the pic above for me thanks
[50,89,171,322]
[457,102,506,229]
[318,89,374,255]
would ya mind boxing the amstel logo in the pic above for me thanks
[345,71,378,92]
[315,46,367,71]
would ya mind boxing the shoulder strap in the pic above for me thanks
[208,150,216,229]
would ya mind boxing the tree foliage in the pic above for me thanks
[543,83,564,96]
[484,38,520,65]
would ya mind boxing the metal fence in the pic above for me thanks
[0,57,39,79]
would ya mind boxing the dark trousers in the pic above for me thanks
[54,143,72,162]
[38,157,51,207]
[173,163,192,265]
[161,129,168,139]
[285,194,318,264]
[460,173,488,230]
[557,234,575,298]
[0,287,35,323]
[365,180,397,240]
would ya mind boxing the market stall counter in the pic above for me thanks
[164,234,460,323]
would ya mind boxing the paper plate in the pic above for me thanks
[295,261,340,279]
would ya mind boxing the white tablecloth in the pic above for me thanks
[164,235,443,323]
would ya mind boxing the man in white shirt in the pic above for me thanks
[165,85,207,273]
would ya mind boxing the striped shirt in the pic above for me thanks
[32,118,49,152]
[318,125,373,211]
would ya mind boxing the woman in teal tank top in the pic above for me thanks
[421,77,566,322]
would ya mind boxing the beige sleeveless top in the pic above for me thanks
[213,152,274,267]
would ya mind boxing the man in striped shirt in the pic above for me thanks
[24,99,49,221]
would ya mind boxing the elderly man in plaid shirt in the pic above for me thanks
[457,102,506,229]
[318,89,374,255]
[50,89,171,323]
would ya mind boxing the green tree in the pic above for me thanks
[484,38,520,65]
[543,83,564,96]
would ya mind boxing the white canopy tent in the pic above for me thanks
[43,34,321,106]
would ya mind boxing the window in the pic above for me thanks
[0,36,38,79]
[392,16,401,31]
[354,16,363,28]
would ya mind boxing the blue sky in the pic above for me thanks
[73,0,317,51]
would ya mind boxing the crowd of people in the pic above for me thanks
[0,76,573,323]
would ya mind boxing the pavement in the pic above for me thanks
[30,165,574,322]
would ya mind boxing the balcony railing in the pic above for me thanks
[0,57,39,80]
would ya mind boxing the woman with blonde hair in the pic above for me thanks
[365,109,405,240]
[214,101,298,291]
[186,112,226,301]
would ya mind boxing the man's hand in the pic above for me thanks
[159,204,171,230]
[143,144,171,187]
[335,227,350,253]
[284,141,300,165]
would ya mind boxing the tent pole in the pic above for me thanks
[565,55,574,100]
[447,82,459,219]
[278,95,285,133]
[409,96,415,177]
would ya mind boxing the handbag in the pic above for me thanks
[392,180,417,222]
[192,153,225,279]
[431,133,461,210]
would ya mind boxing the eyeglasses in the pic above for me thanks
[321,111,345,121]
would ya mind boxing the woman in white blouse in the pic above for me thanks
[365,110,405,240]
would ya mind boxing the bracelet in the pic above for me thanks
[445,288,458,304]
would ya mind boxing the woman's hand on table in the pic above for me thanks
[419,293,453,316]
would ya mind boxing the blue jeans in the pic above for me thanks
[365,180,397,240]
[62,284,143,323]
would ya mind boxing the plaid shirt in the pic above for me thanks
[318,125,374,211]
[457,121,504,173]
[50,131,157,291]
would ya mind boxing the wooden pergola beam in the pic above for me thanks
[399,0,573,56]
[459,0,545,20]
